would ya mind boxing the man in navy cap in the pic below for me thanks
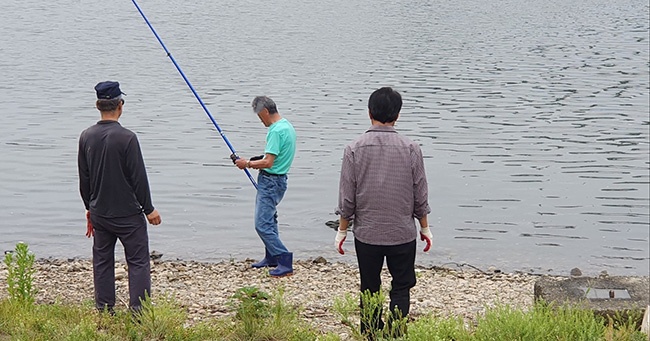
[78,81,162,314]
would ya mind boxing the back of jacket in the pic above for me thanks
[78,120,154,218]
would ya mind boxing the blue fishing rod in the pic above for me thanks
[130,0,257,189]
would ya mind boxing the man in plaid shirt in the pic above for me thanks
[335,87,432,338]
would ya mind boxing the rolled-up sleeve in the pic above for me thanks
[336,145,356,219]
[411,144,430,219]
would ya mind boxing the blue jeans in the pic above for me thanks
[255,171,289,257]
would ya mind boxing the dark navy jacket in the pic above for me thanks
[78,120,154,218]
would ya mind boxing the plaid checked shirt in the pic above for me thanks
[337,125,431,246]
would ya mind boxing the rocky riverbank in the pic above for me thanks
[0,257,557,337]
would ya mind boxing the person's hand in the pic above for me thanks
[85,210,94,238]
[147,209,162,225]
[229,153,248,169]
[234,158,248,169]
[335,229,347,255]
[420,227,433,252]
[231,153,249,169]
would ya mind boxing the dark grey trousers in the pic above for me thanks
[91,213,150,311]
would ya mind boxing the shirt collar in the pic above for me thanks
[97,120,120,125]
[366,125,397,133]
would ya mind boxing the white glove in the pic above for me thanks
[335,229,347,255]
[420,227,433,252]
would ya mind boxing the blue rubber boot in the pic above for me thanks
[251,249,278,268]
[269,252,293,277]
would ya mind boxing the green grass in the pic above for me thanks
[1,243,647,340]
[331,291,647,341]
[0,289,330,341]
[1,291,647,340]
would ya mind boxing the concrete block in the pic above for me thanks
[534,276,649,326]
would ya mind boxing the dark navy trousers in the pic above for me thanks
[91,213,150,311]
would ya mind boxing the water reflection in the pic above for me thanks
[0,0,647,276]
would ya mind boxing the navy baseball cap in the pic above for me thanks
[95,81,126,100]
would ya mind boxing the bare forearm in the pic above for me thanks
[249,158,272,169]
[339,217,350,231]
[418,216,428,228]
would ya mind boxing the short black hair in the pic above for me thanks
[368,87,401,123]
[96,97,123,112]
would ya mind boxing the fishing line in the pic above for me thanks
[130,0,257,189]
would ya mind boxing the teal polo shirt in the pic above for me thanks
[264,118,296,175]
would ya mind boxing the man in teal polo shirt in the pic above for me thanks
[233,96,296,277]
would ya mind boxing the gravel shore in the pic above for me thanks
[0,256,556,338]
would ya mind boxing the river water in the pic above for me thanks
[1,0,648,276]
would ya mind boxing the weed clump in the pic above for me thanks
[3,242,37,306]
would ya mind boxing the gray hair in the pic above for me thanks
[251,96,278,114]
